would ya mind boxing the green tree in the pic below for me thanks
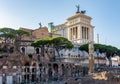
[0,28,30,52]
[0,28,16,53]
[15,29,30,52]
[0,28,16,43]
[31,37,74,61]
[79,43,120,58]
[31,38,52,57]
[15,29,30,40]
[52,37,74,59]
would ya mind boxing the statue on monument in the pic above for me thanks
[76,5,86,14]
[39,22,42,28]
[76,5,80,13]
[81,10,86,14]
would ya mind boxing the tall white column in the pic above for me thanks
[80,26,82,40]
[88,26,94,73]
[89,41,94,74]
[68,28,70,40]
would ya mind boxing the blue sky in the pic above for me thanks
[0,0,120,48]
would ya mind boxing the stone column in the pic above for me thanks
[88,26,94,65]
[84,27,86,39]
[87,28,89,39]
[71,28,72,39]
[78,26,80,39]
[88,41,94,74]
[73,27,75,39]
[21,66,24,84]
[36,66,40,83]
[45,64,48,82]
[71,28,74,40]
[76,27,78,39]
[75,27,76,39]
[29,66,32,84]
[68,65,72,77]
[58,64,62,80]
[65,65,69,77]
[68,28,70,40]
[85,27,87,39]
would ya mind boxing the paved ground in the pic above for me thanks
[40,81,66,84]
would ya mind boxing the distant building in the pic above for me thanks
[20,26,60,41]
[19,26,60,54]
[106,55,120,66]
[111,56,119,66]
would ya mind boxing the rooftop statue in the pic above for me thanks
[76,5,80,13]
[39,22,42,28]
[81,10,86,14]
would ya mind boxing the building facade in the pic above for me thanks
[53,11,95,65]
[54,12,94,45]
[0,7,97,84]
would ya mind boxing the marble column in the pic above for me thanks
[89,41,94,74]
[29,66,32,84]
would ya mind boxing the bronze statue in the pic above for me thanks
[81,10,86,14]
[76,5,86,14]
[39,22,42,28]
[76,5,80,13]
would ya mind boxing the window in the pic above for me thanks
[68,53,70,56]
[45,51,47,53]
[27,68,30,72]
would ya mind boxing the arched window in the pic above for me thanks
[36,48,39,54]
[68,53,70,56]
[21,47,25,53]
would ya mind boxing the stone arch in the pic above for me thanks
[53,63,58,73]
[36,48,39,54]
[24,62,30,82]
[53,63,58,80]
[61,64,65,76]
[39,63,42,67]
[32,62,37,73]
[24,62,30,73]
[24,62,30,66]
[31,62,37,82]
[66,64,70,76]
[31,61,38,66]
[48,63,52,79]
[38,63,43,80]
[32,63,37,66]
[21,47,25,53]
